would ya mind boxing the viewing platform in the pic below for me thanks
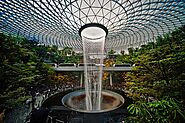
[53,66,132,72]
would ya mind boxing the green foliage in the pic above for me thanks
[116,54,134,64]
[128,47,134,55]
[0,87,31,107]
[122,26,185,122]
[0,33,55,107]
[61,46,73,56]
[126,98,185,123]
[4,96,31,107]
[0,33,82,107]
[108,49,116,55]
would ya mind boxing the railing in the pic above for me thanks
[54,66,132,72]
[25,85,128,123]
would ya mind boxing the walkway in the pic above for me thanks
[54,66,132,72]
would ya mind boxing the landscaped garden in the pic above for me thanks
[0,25,185,123]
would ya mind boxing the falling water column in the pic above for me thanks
[79,23,108,111]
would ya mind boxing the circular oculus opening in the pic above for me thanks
[79,23,108,39]
[81,26,106,39]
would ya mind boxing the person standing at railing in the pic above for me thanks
[30,87,36,110]
[0,109,6,123]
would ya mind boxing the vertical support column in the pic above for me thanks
[80,72,83,87]
[109,72,113,86]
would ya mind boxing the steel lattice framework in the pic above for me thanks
[0,0,184,51]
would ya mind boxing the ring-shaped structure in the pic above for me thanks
[0,0,184,51]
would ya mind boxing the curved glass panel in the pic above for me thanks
[0,0,184,51]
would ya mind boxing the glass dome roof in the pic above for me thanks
[0,0,184,51]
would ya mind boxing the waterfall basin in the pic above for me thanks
[62,89,125,113]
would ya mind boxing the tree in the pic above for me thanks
[128,47,134,55]
[124,26,185,123]
[108,49,116,55]
[120,50,125,55]
[61,46,73,56]
[127,98,185,123]
[0,33,54,107]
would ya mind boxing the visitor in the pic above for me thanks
[0,109,6,123]
[35,91,42,108]
[31,96,36,110]
[46,88,51,98]
[25,98,32,112]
